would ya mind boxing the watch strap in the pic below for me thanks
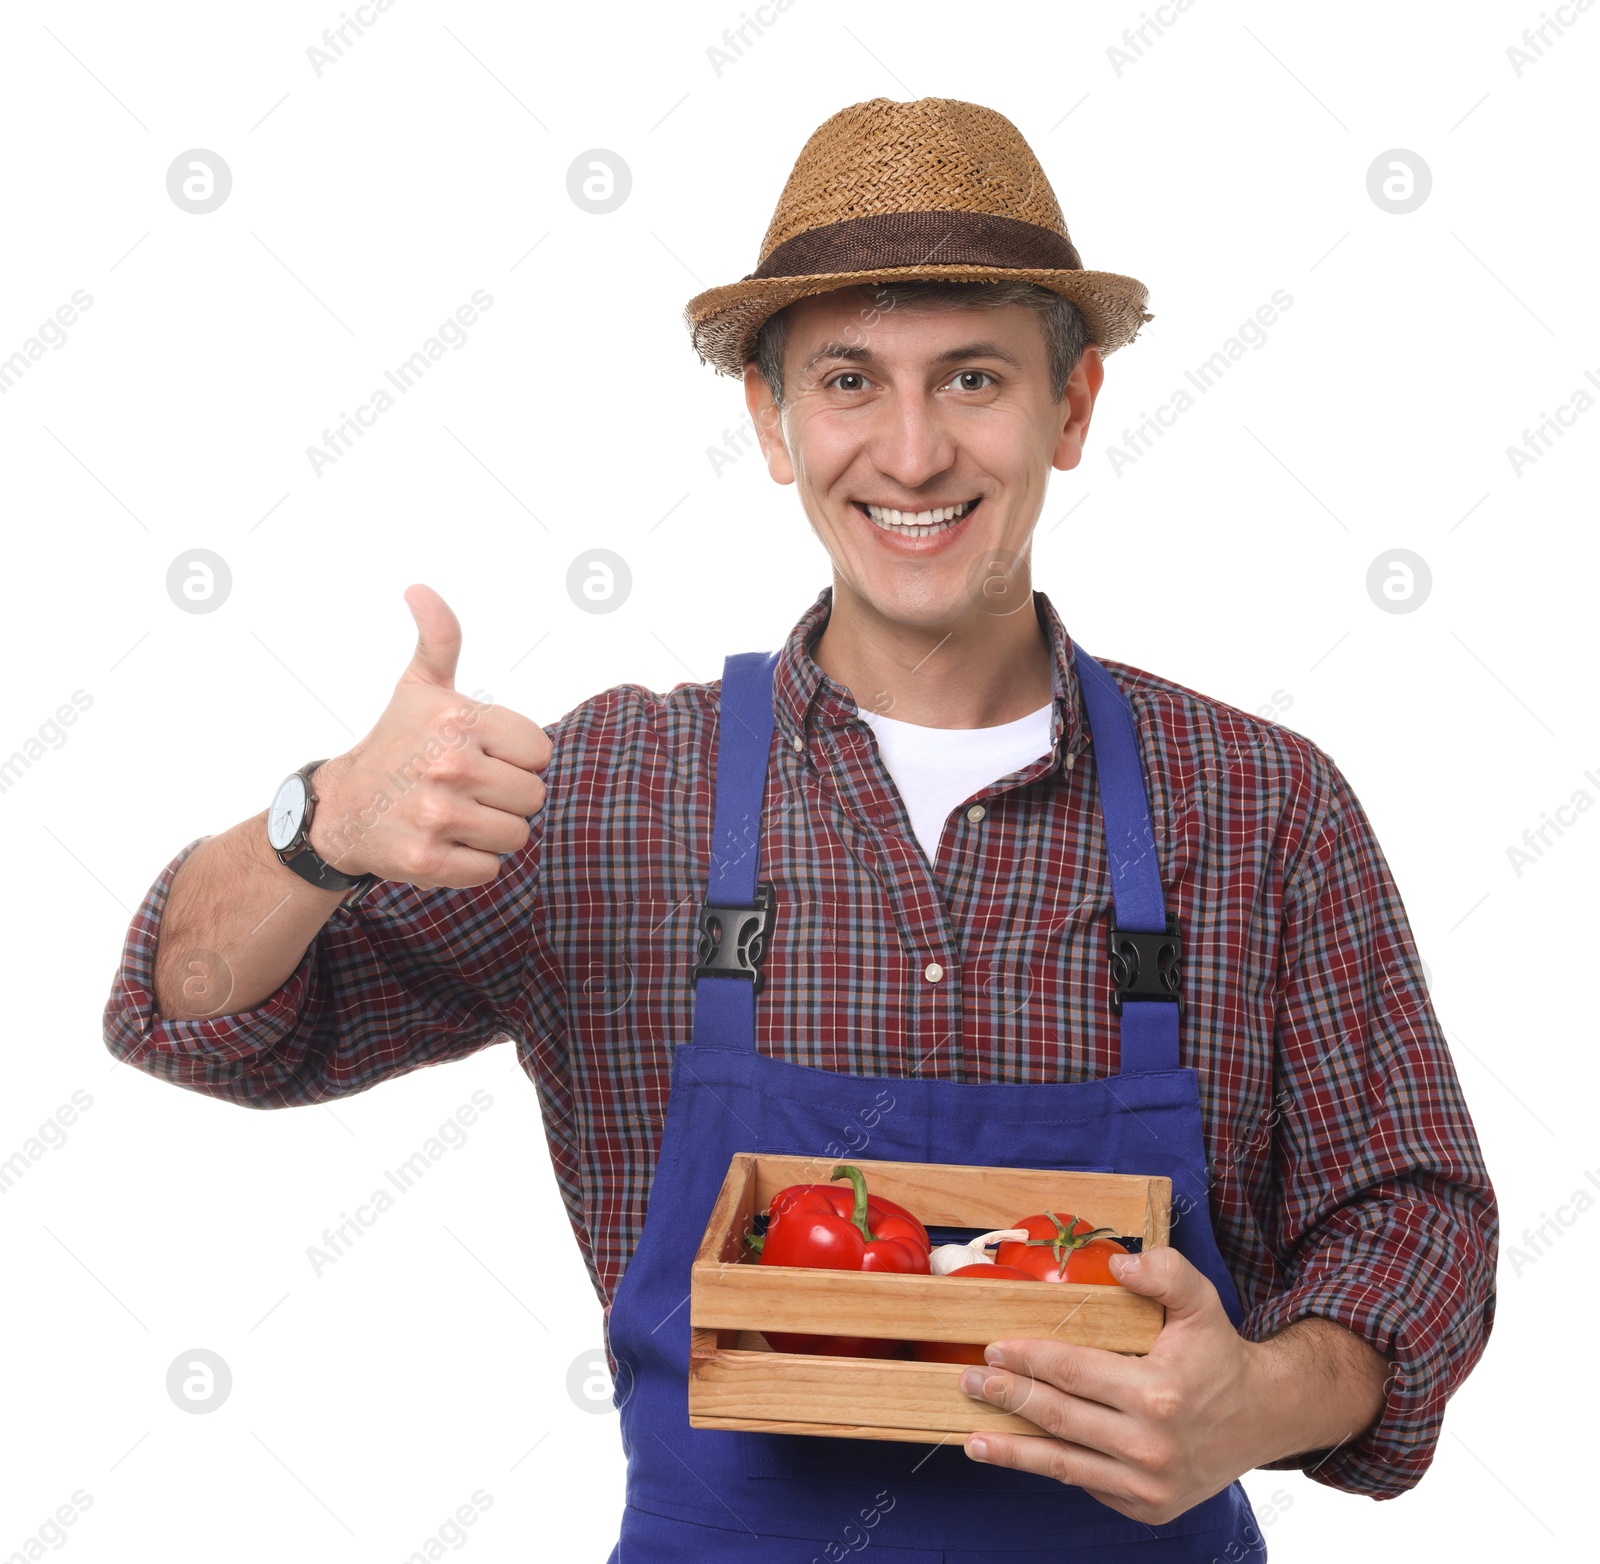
[274,759,379,904]
[280,846,378,902]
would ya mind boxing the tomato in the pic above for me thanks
[909,1262,1038,1365]
[909,1337,983,1365]
[761,1329,900,1357]
[993,1212,1129,1285]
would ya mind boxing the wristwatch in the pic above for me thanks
[267,759,378,903]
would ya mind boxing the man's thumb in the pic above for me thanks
[402,584,462,689]
[1108,1246,1213,1322]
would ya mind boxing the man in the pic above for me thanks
[106,97,1496,1561]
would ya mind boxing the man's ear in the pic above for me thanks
[743,363,795,485]
[1050,344,1105,474]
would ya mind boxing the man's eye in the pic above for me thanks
[828,371,868,391]
[951,370,995,391]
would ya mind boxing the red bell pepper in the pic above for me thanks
[754,1164,930,1356]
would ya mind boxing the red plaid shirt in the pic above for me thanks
[104,584,1496,1500]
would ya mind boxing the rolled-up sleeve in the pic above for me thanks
[103,820,549,1109]
[1238,760,1498,1498]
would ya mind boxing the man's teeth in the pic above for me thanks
[864,499,976,536]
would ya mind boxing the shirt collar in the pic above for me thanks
[771,583,1087,771]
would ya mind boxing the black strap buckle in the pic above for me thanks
[1107,913,1183,1014]
[694,882,776,995]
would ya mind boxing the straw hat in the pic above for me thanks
[684,96,1152,378]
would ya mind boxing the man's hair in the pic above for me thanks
[752,279,1091,407]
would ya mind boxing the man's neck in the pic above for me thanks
[812,579,1055,729]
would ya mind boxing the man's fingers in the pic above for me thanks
[403,584,463,689]
[394,797,528,886]
[960,1359,1129,1453]
[964,1430,1135,1509]
[446,799,536,858]
[468,753,548,820]
[410,843,507,890]
[475,703,552,774]
[981,1338,1137,1413]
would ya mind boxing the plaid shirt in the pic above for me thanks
[104,584,1496,1501]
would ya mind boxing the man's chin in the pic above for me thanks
[834,568,991,633]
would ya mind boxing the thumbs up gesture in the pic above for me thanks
[306,585,552,889]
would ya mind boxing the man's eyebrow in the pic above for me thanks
[799,339,1025,377]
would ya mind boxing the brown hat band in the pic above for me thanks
[745,210,1085,282]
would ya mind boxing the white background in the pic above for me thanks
[1,1,1594,1559]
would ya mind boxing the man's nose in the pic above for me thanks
[863,389,958,493]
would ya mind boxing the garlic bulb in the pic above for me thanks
[928,1229,1029,1276]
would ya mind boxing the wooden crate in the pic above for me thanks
[688,1152,1170,1443]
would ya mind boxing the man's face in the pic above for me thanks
[743,287,1103,632]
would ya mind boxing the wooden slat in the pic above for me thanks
[746,1152,1168,1237]
[692,1259,1161,1353]
[688,1345,1050,1437]
[692,1152,757,1268]
[1145,1177,1171,1250]
[687,1413,1055,1444]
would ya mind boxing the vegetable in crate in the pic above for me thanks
[994,1211,1130,1284]
[910,1263,1039,1365]
[927,1228,1028,1275]
[752,1164,930,1357]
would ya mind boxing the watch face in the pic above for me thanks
[268,773,310,851]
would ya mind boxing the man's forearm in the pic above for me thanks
[1244,1317,1391,1467]
[152,807,350,1020]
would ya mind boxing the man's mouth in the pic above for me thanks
[855,498,981,538]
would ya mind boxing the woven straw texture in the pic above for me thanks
[685,96,1152,377]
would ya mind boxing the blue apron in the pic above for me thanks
[604,647,1265,1561]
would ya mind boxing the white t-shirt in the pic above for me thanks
[858,701,1055,864]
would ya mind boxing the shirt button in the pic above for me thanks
[790,733,804,752]
[965,803,986,823]
[924,962,944,983]
[1064,752,1077,770]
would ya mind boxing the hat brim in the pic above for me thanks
[684,264,1152,378]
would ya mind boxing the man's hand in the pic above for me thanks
[309,584,552,889]
[956,1246,1390,1525]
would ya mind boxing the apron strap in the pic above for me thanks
[689,651,779,1050]
[1073,648,1181,1076]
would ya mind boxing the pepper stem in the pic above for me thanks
[829,1164,876,1244]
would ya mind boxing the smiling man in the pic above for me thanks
[106,98,1497,1562]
